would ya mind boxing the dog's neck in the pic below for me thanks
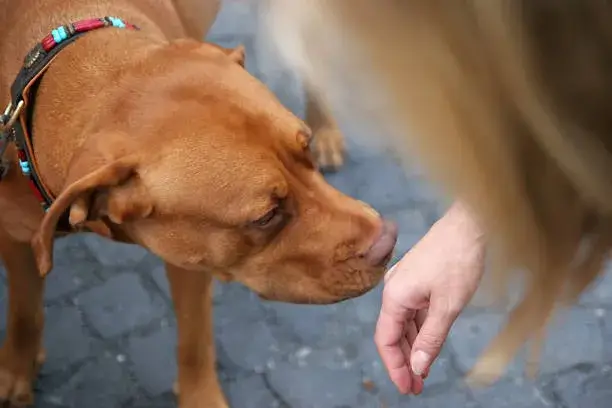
[0,0,184,89]
[31,30,165,194]
[0,1,187,197]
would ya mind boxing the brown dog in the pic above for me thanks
[0,0,397,407]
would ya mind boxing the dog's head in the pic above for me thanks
[32,39,396,304]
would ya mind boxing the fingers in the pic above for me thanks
[375,303,414,394]
[375,301,415,392]
[377,265,430,394]
[415,309,427,331]
[375,296,426,396]
[404,322,424,395]
[414,309,429,377]
[411,372,424,395]
[410,305,459,376]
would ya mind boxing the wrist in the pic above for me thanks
[438,201,486,245]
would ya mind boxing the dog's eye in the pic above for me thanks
[252,207,279,227]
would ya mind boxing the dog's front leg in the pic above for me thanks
[166,264,228,408]
[305,87,346,172]
[0,232,46,407]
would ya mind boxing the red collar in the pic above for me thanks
[0,16,138,229]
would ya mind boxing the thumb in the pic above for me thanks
[410,306,458,376]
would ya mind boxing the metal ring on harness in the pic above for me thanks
[0,100,25,178]
[1,100,25,132]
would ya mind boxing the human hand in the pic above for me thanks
[375,202,486,394]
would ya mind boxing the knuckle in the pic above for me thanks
[444,301,464,319]
[418,332,446,350]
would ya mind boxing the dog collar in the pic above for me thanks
[0,17,138,224]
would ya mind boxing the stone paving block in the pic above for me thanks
[323,159,366,198]
[42,305,93,373]
[214,285,286,374]
[213,280,225,302]
[33,395,68,408]
[361,385,478,408]
[552,366,612,408]
[449,312,525,378]
[471,378,555,408]
[402,177,445,205]
[45,235,102,301]
[357,334,455,403]
[151,264,171,299]
[217,316,281,373]
[225,375,281,408]
[421,348,455,387]
[205,35,260,81]
[81,233,148,269]
[600,310,612,361]
[214,282,267,324]
[77,273,166,338]
[208,0,257,38]
[251,21,305,117]
[346,284,383,327]
[539,308,604,374]
[385,206,432,264]
[267,353,363,408]
[259,68,305,119]
[451,308,605,380]
[128,325,177,396]
[417,387,480,408]
[265,300,365,350]
[352,156,419,212]
[579,262,612,306]
[41,354,136,408]
[129,392,177,408]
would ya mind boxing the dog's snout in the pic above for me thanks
[365,220,398,266]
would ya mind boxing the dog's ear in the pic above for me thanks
[31,133,152,276]
[223,44,246,67]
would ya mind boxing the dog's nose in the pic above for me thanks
[365,220,398,266]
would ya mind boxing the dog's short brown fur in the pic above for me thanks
[265,0,612,384]
[0,1,397,406]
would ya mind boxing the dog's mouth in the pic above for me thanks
[380,250,394,268]
[255,266,386,305]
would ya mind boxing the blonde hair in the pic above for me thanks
[261,0,612,383]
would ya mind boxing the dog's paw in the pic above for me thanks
[0,347,45,407]
[312,127,345,173]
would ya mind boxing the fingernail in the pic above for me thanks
[411,351,431,376]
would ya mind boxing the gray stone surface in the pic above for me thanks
[449,312,527,377]
[81,233,149,269]
[0,1,610,407]
[42,306,93,372]
[471,378,555,408]
[128,326,178,396]
[41,354,136,408]
[225,375,280,408]
[76,273,167,338]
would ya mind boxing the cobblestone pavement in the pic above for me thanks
[2,1,612,407]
